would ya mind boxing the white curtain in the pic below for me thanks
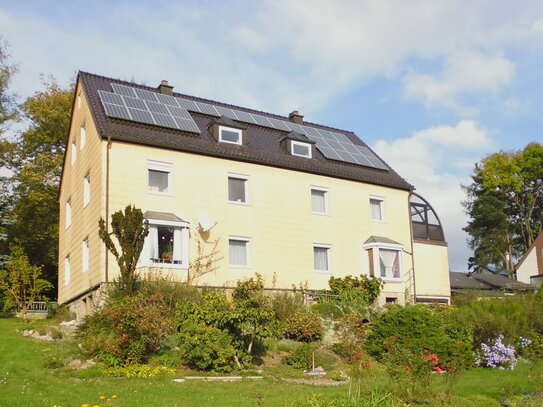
[149,226,159,259]
[311,190,326,213]
[314,247,329,271]
[173,228,183,263]
[379,249,398,278]
[370,199,382,220]
[229,240,247,266]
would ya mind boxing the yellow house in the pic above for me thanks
[58,72,451,315]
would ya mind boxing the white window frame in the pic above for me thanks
[311,186,329,215]
[229,236,250,268]
[80,125,86,150]
[148,160,172,195]
[369,195,385,222]
[363,241,403,281]
[83,173,90,208]
[313,244,331,273]
[228,173,249,205]
[140,217,190,269]
[82,238,89,273]
[64,255,71,286]
[77,92,82,109]
[291,140,312,158]
[65,199,72,229]
[219,125,242,145]
[71,137,77,165]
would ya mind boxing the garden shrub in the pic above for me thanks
[283,343,321,370]
[271,291,305,322]
[176,274,279,370]
[365,305,473,369]
[453,294,543,358]
[331,313,370,361]
[102,364,175,378]
[328,274,384,304]
[178,321,237,372]
[77,293,176,366]
[283,310,323,342]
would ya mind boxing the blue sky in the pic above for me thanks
[2,0,542,271]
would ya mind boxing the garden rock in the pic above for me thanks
[67,359,96,370]
[304,366,326,376]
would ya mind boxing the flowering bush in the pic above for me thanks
[475,335,517,370]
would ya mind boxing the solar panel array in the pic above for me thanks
[98,83,387,170]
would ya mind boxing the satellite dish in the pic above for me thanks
[198,210,216,232]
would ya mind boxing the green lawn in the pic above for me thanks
[0,318,541,406]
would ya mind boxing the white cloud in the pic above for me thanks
[403,51,516,114]
[373,121,492,270]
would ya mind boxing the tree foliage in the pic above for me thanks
[0,245,53,319]
[98,205,149,294]
[1,77,73,294]
[463,143,543,275]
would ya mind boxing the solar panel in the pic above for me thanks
[111,84,136,98]
[174,117,200,133]
[155,93,179,106]
[152,112,178,129]
[176,98,199,111]
[98,90,124,106]
[102,103,131,120]
[215,106,238,120]
[268,117,291,132]
[146,101,170,115]
[196,102,219,116]
[252,114,273,127]
[100,84,389,169]
[233,110,256,124]
[128,108,155,125]
[123,96,148,110]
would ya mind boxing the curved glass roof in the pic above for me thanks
[410,193,446,242]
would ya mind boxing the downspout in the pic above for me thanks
[105,136,111,283]
[407,192,417,303]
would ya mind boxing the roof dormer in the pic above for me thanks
[208,116,247,146]
[280,131,316,159]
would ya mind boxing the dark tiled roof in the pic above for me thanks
[449,271,535,291]
[79,72,413,190]
[449,272,493,290]
[143,211,186,223]
[279,131,316,144]
[209,116,247,130]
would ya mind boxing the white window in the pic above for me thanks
[148,161,171,194]
[141,219,189,268]
[229,238,249,267]
[65,199,72,229]
[77,93,82,109]
[83,173,90,207]
[311,188,328,214]
[82,238,89,273]
[64,255,71,286]
[364,243,403,280]
[379,249,401,279]
[291,141,312,158]
[80,125,86,149]
[370,196,384,221]
[71,138,77,165]
[228,176,247,204]
[219,126,242,145]
[313,245,330,272]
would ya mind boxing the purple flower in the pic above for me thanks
[477,335,517,370]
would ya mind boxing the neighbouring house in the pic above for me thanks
[450,270,535,296]
[516,231,543,286]
[58,71,451,316]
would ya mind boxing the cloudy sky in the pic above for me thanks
[1,0,542,271]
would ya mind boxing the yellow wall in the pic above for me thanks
[105,141,414,295]
[58,84,105,303]
[413,242,451,300]
[517,249,537,284]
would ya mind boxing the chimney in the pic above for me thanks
[289,110,304,125]
[158,80,173,96]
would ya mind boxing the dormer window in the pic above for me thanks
[291,141,312,158]
[219,126,242,145]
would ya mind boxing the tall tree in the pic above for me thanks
[463,143,543,276]
[1,78,74,296]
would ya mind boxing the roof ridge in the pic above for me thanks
[78,71,356,135]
